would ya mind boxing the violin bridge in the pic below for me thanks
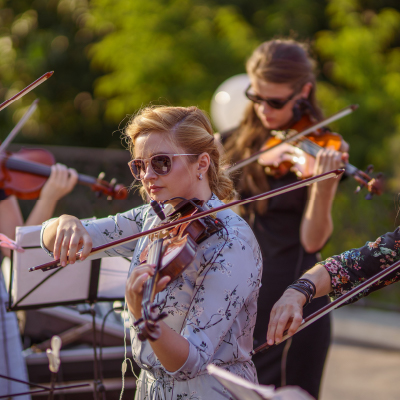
[149,229,170,241]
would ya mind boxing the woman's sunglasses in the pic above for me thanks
[128,154,198,180]
[245,85,297,109]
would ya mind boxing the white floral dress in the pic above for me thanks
[41,194,263,400]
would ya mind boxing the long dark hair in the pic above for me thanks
[225,39,323,215]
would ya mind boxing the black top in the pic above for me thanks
[0,189,7,201]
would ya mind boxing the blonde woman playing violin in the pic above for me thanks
[41,106,263,400]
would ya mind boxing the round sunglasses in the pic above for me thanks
[128,154,198,180]
[245,84,297,109]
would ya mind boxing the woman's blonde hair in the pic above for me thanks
[124,105,235,202]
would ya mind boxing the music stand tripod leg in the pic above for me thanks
[80,304,106,400]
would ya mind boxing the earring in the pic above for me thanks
[198,173,203,181]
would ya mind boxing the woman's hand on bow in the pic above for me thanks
[266,288,306,346]
[43,214,92,266]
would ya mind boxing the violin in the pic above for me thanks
[0,72,126,199]
[29,169,344,273]
[229,103,384,199]
[134,198,223,341]
[258,112,344,179]
[0,147,128,200]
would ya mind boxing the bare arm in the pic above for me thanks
[0,164,78,257]
[25,164,78,226]
[266,263,332,345]
[300,147,348,253]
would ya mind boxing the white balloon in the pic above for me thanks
[210,73,251,133]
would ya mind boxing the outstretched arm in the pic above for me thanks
[25,164,78,226]
[0,164,77,257]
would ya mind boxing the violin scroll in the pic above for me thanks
[353,165,384,200]
[93,172,128,200]
[134,307,168,341]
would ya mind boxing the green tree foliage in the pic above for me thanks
[314,0,400,172]
[2,0,400,305]
[86,0,328,122]
[0,0,118,148]
[311,0,400,303]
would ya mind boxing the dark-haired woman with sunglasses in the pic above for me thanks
[222,39,349,399]
[41,106,263,400]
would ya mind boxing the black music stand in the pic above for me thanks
[5,224,131,400]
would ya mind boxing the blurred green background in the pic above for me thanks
[1,0,400,305]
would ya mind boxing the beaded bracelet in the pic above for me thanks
[286,278,316,308]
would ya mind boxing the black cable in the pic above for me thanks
[99,306,124,383]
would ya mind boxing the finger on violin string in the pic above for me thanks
[341,152,349,163]
[128,264,156,284]
[67,167,79,187]
[155,275,171,294]
[339,139,350,153]
[131,272,151,294]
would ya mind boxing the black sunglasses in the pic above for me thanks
[245,85,297,109]
[128,154,198,180]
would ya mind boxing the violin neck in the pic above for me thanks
[143,238,164,299]
[5,157,99,187]
[296,139,358,177]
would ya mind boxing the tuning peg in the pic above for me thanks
[366,164,374,174]
[97,171,106,181]
[107,178,118,201]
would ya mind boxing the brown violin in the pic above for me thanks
[229,104,384,199]
[134,198,223,341]
[0,147,128,200]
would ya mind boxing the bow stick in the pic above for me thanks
[251,257,400,356]
[0,99,39,154]
[0,72,53,113]
[228,104,358,172]
[29,168,344,272]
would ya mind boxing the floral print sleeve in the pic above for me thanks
[318,227,400,304]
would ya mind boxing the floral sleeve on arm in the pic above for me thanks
[317,227,400,304]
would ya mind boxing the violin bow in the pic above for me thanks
[0,71,53,113]
[29,168,344,272]
[0,99,39,154]
[228,104,358,172]
[251,257,400,356]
